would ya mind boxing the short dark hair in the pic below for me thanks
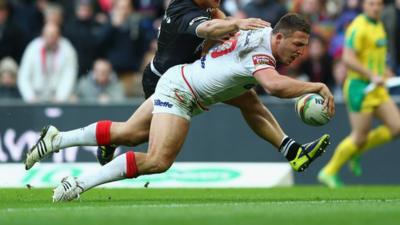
[272,13,311,37]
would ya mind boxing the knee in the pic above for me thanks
[146,156,173,174]
[351,133,367,147]
[389,125,400,137]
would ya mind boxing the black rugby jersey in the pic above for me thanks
[152,0,211,74]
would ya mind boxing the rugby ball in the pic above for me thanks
[295,93,330,126]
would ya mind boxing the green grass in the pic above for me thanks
[1,186,400,225]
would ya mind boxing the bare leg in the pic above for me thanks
[348,112,373,147]
[74,112,190,192]
[374,99,400,137]
[321,111,372,176]
[224,89,285,148]
[136,113,190,175]
[109,98,154,146]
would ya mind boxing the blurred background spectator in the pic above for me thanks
[239,0,287,26]
[74,58,125,103]
[13,0,45,46]
[96,0,148,97]
[0,57,21,100]
[43,2,64,28]
[64,0,101,77]
[17,22,77,103]
[329,0,360,60]
[0,0,24,63]
[298,34,334,90]
[382,0,400,75]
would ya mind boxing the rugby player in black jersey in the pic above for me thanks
[95,0,279,165]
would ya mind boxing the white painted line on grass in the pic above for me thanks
[2,199,400,213]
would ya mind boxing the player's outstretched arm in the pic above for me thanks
[254,68,335,117]
[196,18,269,40]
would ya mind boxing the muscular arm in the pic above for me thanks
[196,19,239,40]
[196,9,268,40]
[254,68,335,116]
[254,68,324,98]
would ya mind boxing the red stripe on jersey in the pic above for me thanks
[180,66,209,111]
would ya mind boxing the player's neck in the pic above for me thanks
[193,0,210,9]
[271,34,278,58]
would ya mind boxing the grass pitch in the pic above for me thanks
[1,186,400,225]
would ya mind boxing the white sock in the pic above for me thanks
[78,153,129,191]
[53,123,98,149]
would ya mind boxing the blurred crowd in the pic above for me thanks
[0,0,398,104]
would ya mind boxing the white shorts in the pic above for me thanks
[152,66,202,121]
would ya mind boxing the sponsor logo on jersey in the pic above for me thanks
[154,99,173,108]
[252,54,276,68]
[189,16,209,26]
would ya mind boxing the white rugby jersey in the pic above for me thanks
[183,27,276,106]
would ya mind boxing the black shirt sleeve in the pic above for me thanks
[178,10,210,36]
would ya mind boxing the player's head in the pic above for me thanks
[272,13,311,65]
[362,0,383,20]
[194,0,221,9]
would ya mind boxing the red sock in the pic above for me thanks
[96,120,112,145]
[125,151,138,178]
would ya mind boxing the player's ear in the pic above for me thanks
[276,33,284,44]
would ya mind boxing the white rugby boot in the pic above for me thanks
[53,176,84,202]
[25,125,60,170]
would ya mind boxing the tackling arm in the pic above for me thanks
[196,11,268,40]
[196,19,239,40]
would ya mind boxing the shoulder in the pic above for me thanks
[167,0,205,16]
[25,38,42,51]
[60,38,77,55]
[78,75,94,88]
[348,15,367,31]
[345,15,366,37]
[237,27,272,52]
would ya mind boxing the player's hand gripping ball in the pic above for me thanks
[295,93,330,126]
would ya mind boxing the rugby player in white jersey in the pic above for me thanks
[25,13,335,202]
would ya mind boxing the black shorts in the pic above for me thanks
[142,64,161,99]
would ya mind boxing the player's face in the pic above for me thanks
[363,0,383,20]
[277,31,309,65]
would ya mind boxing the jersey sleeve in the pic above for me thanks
[345,22,364,53]
[179,10,210,37]
[242,50,276,75]
[238,28,276,75]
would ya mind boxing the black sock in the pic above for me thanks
[279,137,301,161]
